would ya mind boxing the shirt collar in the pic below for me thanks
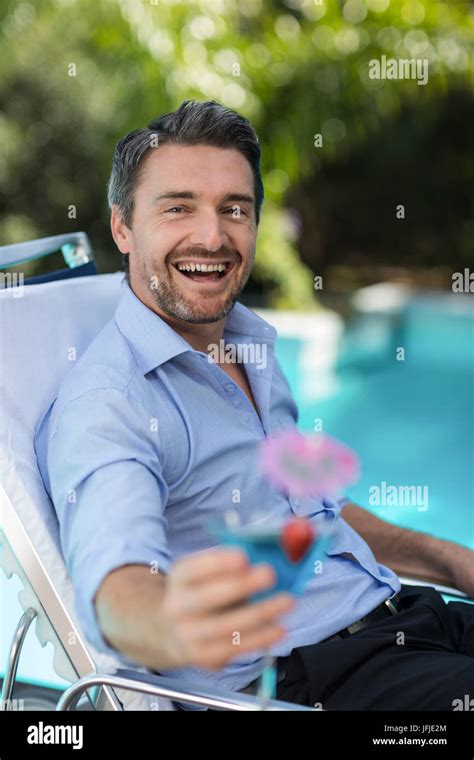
[114,281,277,376]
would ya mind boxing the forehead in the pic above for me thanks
[137,143,254,196]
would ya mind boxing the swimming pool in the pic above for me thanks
[275,293,474,551]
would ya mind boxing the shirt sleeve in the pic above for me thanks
[47,386,173,661]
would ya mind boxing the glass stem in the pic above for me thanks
[257,654,277,708]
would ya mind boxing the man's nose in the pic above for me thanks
[187,209,230,252]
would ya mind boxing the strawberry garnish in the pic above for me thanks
[280,518,316,563]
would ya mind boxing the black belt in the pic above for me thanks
[275,593,401,683]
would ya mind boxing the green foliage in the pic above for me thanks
[0,0,472,306]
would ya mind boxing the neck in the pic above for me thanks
[157,312,227,354]
[130,281,227,353]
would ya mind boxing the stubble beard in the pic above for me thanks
[138,252,253,324]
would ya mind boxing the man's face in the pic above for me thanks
[112,144,258,324]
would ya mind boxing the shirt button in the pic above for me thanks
[226,384,235,394]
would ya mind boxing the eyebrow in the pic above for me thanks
[152,191,255,206]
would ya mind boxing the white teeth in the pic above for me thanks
[176,262,228,272]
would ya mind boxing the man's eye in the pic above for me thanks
[166,207,185,213]
[224,207,247,216]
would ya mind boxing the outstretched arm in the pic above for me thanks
[341,501,474,597]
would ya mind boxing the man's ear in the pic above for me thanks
[110,205,132,254]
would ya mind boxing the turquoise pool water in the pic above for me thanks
[275,295,474,551]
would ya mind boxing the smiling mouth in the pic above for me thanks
[172,261,236,283]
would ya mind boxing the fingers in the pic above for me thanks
[171,547,249,587]
[182,563,278,615]
[190,624,288,672]
[199,591,295,643]
[166,547,297,672]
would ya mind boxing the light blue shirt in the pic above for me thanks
[35,281,400,704]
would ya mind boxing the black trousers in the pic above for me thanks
[276,584,474,711]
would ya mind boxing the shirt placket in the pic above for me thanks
[204,357,264,434]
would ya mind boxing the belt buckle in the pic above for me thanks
[345,618,366,636]
[384,597,398,615]
[346,597,398,637]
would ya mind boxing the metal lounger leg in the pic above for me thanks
[1,607,37,710]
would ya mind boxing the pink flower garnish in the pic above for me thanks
[260,429,359,499]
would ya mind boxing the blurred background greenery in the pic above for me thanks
[0,0,472,308]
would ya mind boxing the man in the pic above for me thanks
[35,100,474,711]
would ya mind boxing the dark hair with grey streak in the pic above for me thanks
[107,99,265,280]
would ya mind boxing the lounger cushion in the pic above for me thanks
[0,272,174,710]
